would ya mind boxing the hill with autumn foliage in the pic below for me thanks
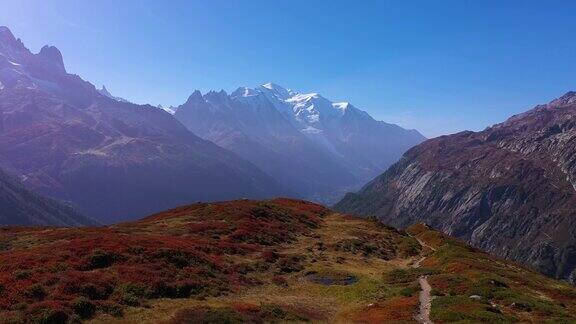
[0,199,575,323]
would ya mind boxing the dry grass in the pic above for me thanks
[1,200,575,323]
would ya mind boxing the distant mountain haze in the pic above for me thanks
[336,92,576,283]
[0,25,426,225]
[0,26,289,223]
[175,83,425,203]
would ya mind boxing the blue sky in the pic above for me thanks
[1,0,575,137]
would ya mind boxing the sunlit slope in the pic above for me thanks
[0,199,573,323]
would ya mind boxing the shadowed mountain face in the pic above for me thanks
[336,92,576,282]
[0,167,95,226]
[0,26,288,223]
[175,83,425,203]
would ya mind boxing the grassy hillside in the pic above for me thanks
[0,199,574,323]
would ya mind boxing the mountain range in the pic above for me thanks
[174,83,425,203]
[0,26,288,224]
[0,26,425,225]
[336,92,576,283]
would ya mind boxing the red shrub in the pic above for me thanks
[0,198,328,320]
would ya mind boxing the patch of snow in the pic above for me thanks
[239,87,259,97]
[158,105,176,114]
[287,92,321,103]
[333,102,349,110]
[301,126,323,134]
[0,53,20,66]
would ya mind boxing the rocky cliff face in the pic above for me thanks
[0,26,288,223]
[336,92,576,282]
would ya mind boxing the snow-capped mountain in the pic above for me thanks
[175,83,426,203]
[0,26,288,223]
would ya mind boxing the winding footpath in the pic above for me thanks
[410,235,437,324]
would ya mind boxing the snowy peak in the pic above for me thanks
[229,83,357,119]
[261,82,288,93]
[176,83,425,145]
[231,86,259,98]
[180,83,384,129]
[174,82,426,204]
[288,92,322,102]
[259,82,296,100]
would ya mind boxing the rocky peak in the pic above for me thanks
[35,45,66,74]
[184,90,205,105]
[0,26,16,44]
[99,85,113,97]
[260,82,292,98]
[0,26,30,60]
[549,91,576,107]
[204,89,229,104]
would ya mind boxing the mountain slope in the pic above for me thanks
[336,92,576,283]
[175,87,357,202]
[0,26,287,223]
[0,167,95,226]
[175,83,425,203]
[0,199,574,323]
